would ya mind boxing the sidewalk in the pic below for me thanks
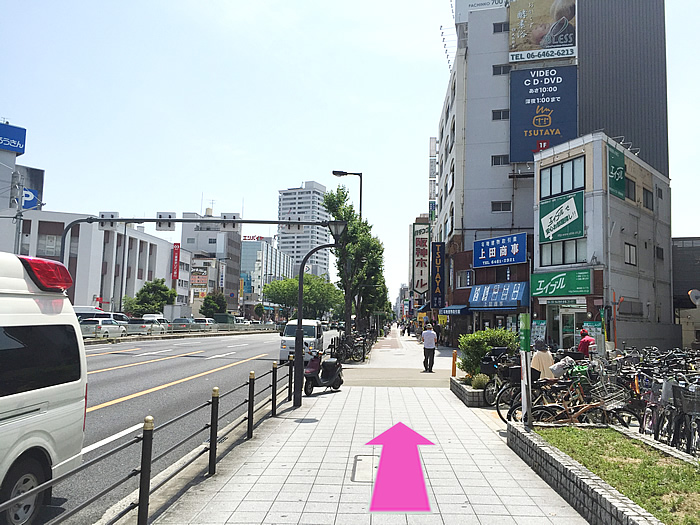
[150,328,588,525]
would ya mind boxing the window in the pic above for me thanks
[0,325,81,397]
[491,201,512,212]
[491,154,510,166]
[493,22,509,33]
[492,64,511,75]
[495,266,511,282]
[492,109,510,120]
[643,188,654,210]
[456,270,473,288]
[624,243,637,266]
[208,238,217,244]
[657,187,663,199]
[37,234,61,257]
[540,156,584,199]
[655,246,664,260]
[540,238,587,267]
[625,178,636,201]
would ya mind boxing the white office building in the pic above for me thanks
[277,181,331,278]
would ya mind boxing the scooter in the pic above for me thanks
[304,348,343,396]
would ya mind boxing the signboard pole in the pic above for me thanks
[519,313,532,429]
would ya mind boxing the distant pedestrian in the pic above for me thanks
[531,339,555,379]
[421,324,437,373]
[434,323,442,346]
[577,329,596,358]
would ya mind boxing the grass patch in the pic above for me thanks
[536,426,700,525]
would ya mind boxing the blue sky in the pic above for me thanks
[2,2,696,302]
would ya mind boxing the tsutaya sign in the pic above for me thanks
[539,190,584,242]
[430,242,445,309]
[412,224,430,295]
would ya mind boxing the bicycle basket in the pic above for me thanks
[591,381,630,410]
[672,384,700,415]
[480,361,498,376]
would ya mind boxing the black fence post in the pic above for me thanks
[208,387,219,476]
[137,416,154,525]
[287,359,293,402]
[272,362,278,417]
[362,338,366,362]
[247,371,255,439]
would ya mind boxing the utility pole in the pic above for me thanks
[10,170,23,254]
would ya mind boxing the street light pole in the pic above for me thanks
[293,220,347,407]
[332,171,363,220]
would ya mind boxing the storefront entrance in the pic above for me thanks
[545,304,588,350]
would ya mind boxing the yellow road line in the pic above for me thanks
[88,351,203,375]
[87,347,142,357]
[87,353,268,413]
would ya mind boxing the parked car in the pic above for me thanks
[80,318,127,338]
[172,318,201,332]
[193,318,218,331]
[126,318,168,336]
[76,311,129,325]
[0,252,87,525]
[279,319,324,363]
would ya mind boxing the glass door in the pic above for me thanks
[561,311,576,350]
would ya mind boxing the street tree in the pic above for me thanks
[263,274,343,320]
[122,278,176,317]
[200,292,227,318]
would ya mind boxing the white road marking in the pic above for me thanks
[226,344,248,348]
[135,349,172,357]
[82,423,143,454]
[205,351,237,360]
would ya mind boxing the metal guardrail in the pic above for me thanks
[0,360,293,525]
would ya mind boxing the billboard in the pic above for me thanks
[608,145,626,200]
[0,123,26,155]
[455,0,506,23]
[539,190,584,242]
[412,224,430,295]
[510,66,578,163]
[508,0,576,63]
[531,269,591,297]
[473,233,527,268]
[172,243,181,280]
[431,242,445,309]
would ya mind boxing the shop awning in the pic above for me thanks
[439,305,470,315]
[469,282,529,310]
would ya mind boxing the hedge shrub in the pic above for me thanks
[457,328,518,377]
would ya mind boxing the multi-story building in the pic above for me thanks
[672,238,700,349]
[433,0,670,345]
[181,208,242,311]
[532,132,678,350]
[240,235,295,320]
[277,181,331,278]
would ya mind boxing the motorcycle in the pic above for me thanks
[304,348,343,396]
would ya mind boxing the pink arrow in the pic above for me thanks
[366,422,434,512]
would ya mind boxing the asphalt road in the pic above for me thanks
[40,330,329,524]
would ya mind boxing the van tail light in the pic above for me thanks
[84,384,88,432]
[18,255,74,292]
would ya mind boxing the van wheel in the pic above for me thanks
[0,458,46,525]
[102,333,109,339]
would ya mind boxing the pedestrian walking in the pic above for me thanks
[434,323,442,346]
[421,323,437,373]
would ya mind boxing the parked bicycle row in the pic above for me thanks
[480,345,700,457]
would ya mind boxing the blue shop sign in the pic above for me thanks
[473,232,527,268]
[0,123,26,155]
[469,281,529,310]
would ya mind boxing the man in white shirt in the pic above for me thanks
[421,324,438,373]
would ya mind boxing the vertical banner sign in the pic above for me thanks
[510,66,578,162]
[172,243,181,280]
[431,242,445,309]
[508,0,577,63]
[608,145,626,200]
[412,224,430,295]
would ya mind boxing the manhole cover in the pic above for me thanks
[351,454,379,483]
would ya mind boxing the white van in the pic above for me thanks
[280,319,324,362]
[0,253,87,524]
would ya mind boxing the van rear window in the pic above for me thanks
[0,325,81,397]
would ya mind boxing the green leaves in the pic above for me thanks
[122,278,176,317]
[200,292,227,317]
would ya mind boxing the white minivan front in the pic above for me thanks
[279,319,323,362]
[0,253,87,525]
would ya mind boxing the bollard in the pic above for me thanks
[362,338,366,362]
[137,416,154,525]
[271,362,278,417]
[208,387,220,476]
[287,359,293,402]
[247,371,255,439]
[452,349,458,377]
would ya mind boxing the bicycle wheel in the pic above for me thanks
[483,378,500,406]
[352,345,365,362]
[657,409,674,445]
[496,384,520,424]
[676,415,692,454]
[642,406,659,438]
[530,405,558,423]
[578,407,611,424]
[612,408,641,430]
[691,418,700,457]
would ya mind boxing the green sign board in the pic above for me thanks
[519,313,531,352]
[531,269,592,297]
[608,145,626,200]
[539,190,584,242]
